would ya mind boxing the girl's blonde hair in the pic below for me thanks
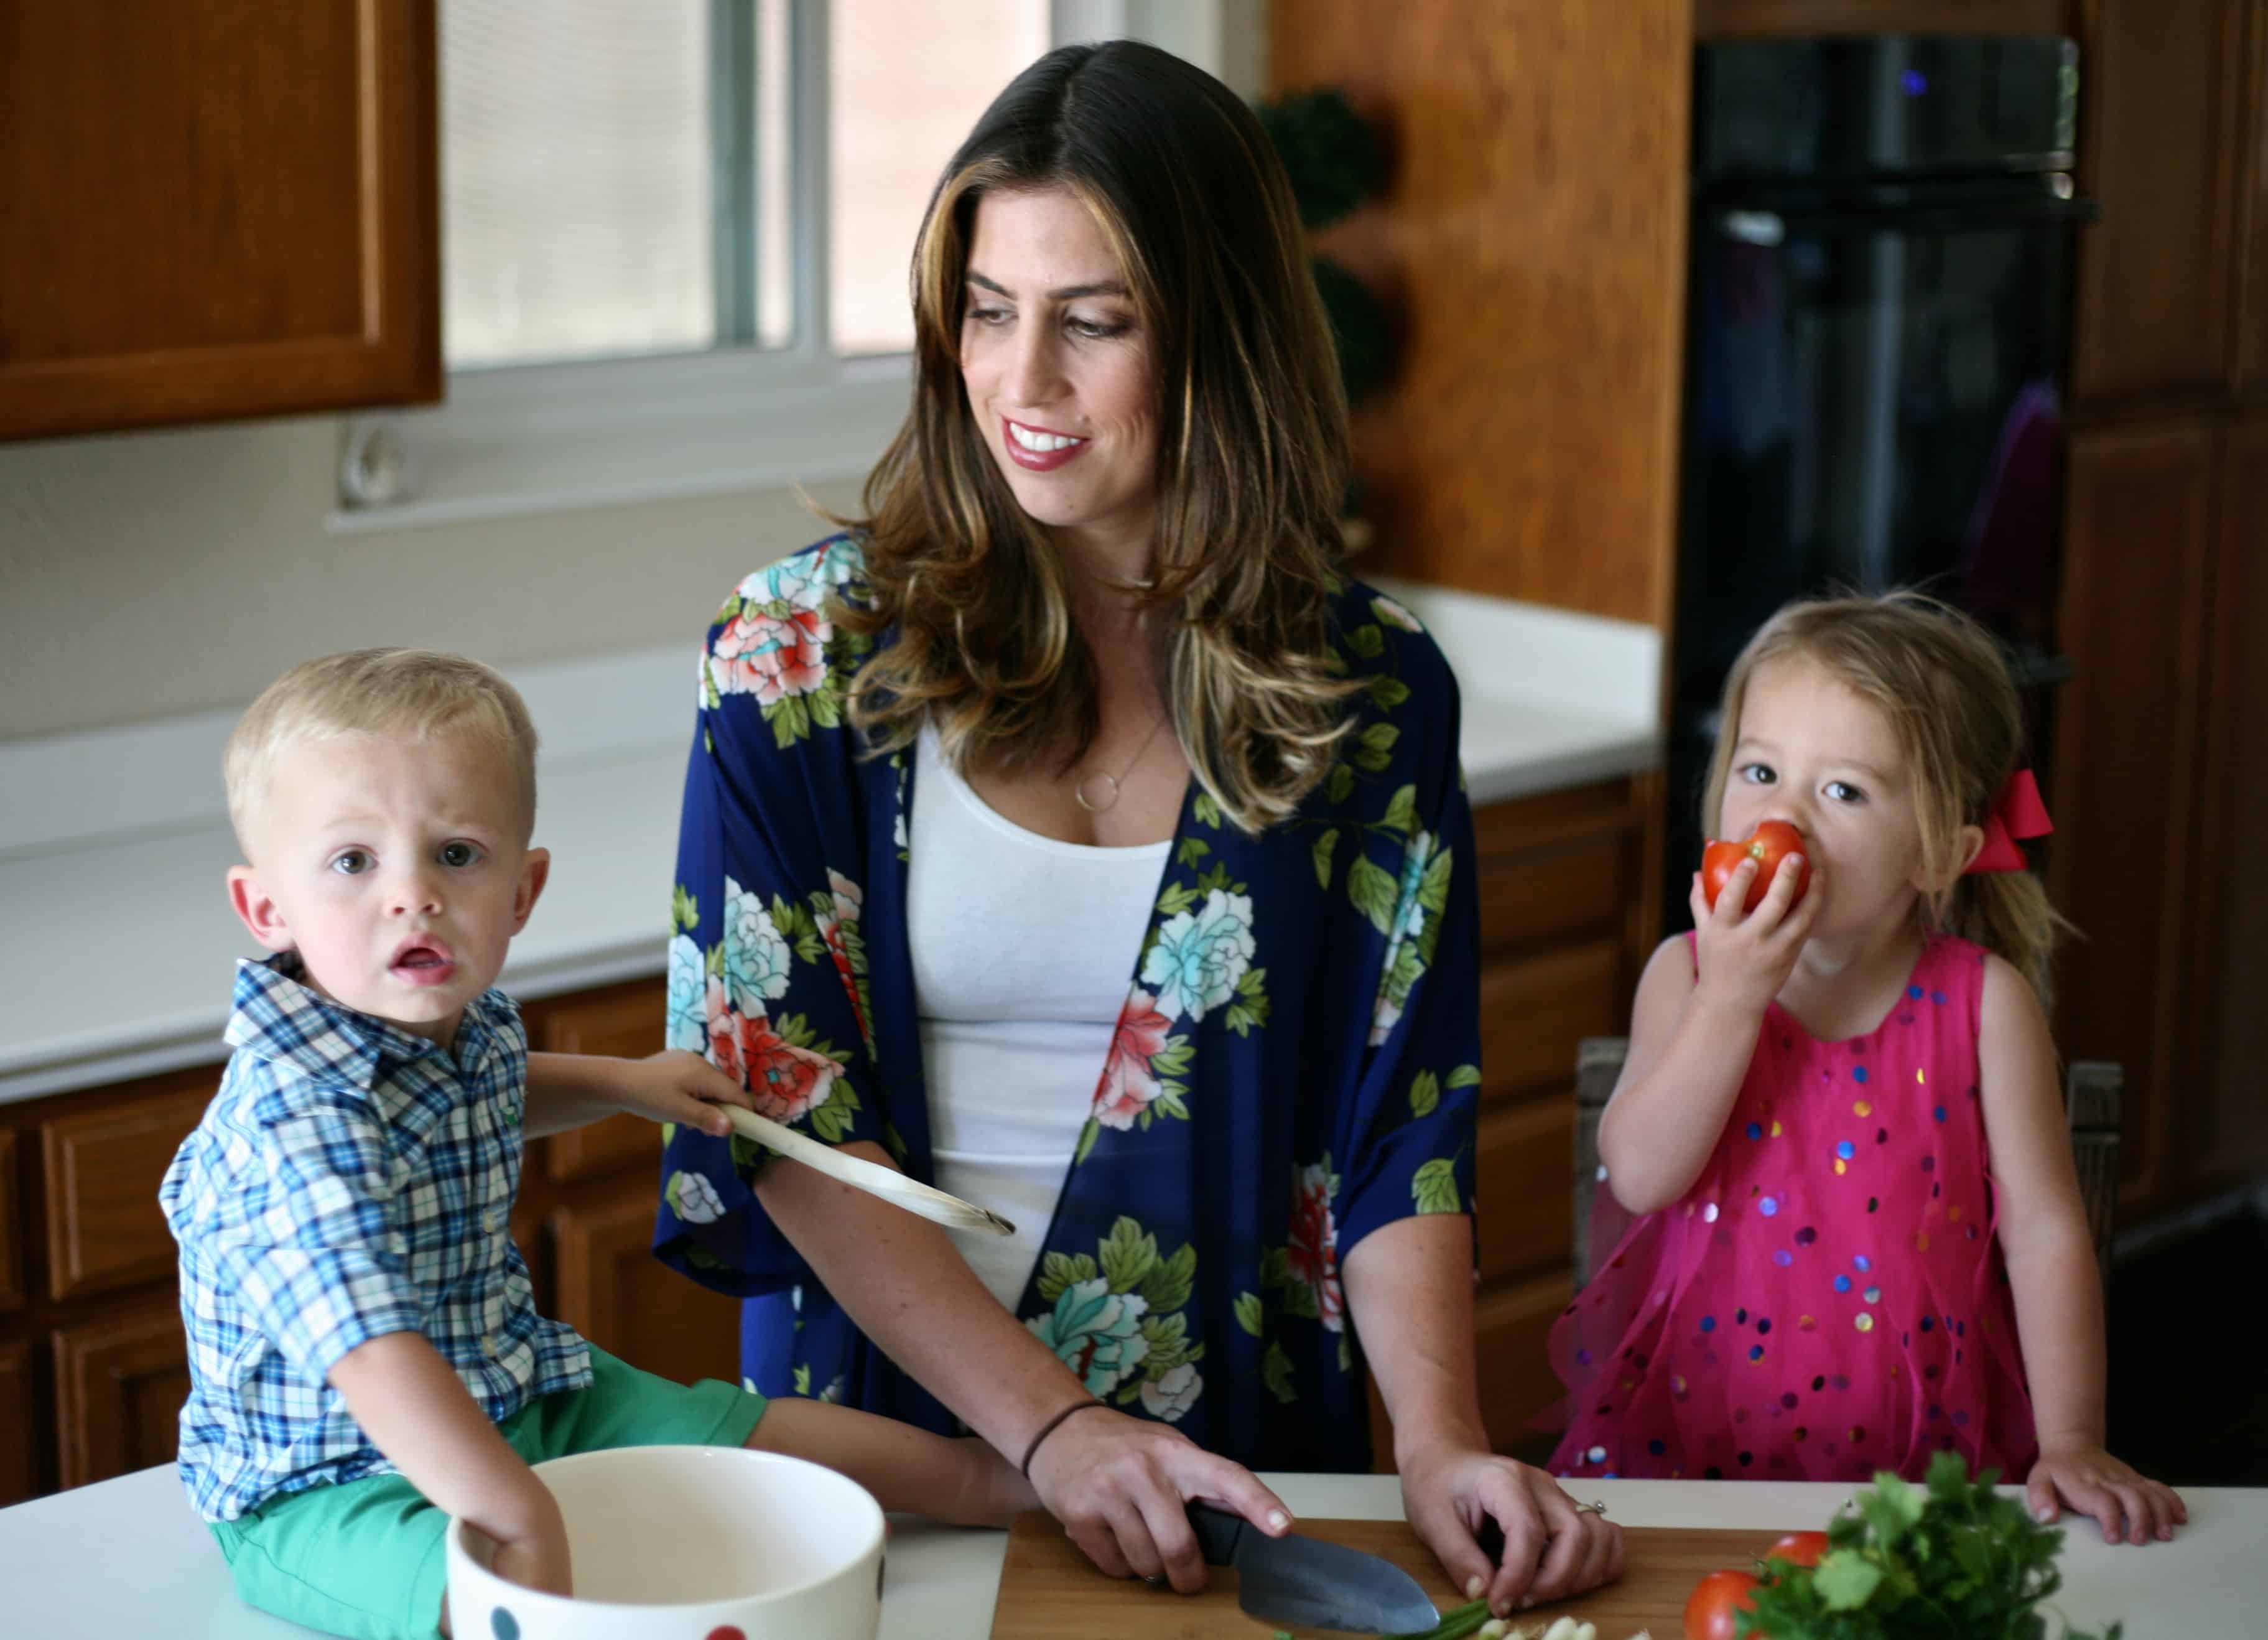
[830,40,1362,834]
[1701,591,2072,1005]
[225,648,539,851]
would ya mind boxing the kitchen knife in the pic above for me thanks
[1188,1504,1439,1635]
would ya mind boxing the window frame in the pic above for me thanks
[330,0,1238,533]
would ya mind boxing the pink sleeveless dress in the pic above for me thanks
[1545,933,2037,1483]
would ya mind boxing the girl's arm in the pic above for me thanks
[1978,956,2185,1545]
[1598,855,1815,1213]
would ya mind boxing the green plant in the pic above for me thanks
[1253,88,1395,411]
[1735,1451,2123,1640]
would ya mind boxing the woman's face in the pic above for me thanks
[959,186,1159,559]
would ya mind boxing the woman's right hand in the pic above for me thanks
[1689,853,1820,1017]
[1025,1405,1293,1593]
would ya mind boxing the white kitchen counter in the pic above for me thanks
[0,578,1661,1105]
[0,1466,2256,1639]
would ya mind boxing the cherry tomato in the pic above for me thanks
[1684,1567,1762,1640]
[1765,1530,1829,1568]
[1701,820,1810,915]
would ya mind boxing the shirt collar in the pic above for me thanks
[225,952,512,1088]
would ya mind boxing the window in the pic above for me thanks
[334,1,1240,528]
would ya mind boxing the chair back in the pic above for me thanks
[1568,1038,2121,1292]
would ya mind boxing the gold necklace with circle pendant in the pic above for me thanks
[1073,712,1170,813]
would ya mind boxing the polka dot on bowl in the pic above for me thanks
[1855,1313,1874,1332]
[1760,1196,1780,1216]
[707,1629,749,1640]
[491,1610,519,1640]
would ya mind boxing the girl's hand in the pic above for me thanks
[2028,1441,2188,1545]
[1025,1405,1293,1593]
[612,1050,757,1136]
[1398,1439,1624,1618]
[1689,852,1820,1017]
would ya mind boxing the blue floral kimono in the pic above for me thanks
[653,535,1481,1471]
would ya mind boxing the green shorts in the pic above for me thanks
[207,1346,767,1640]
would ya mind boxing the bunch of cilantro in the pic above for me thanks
[1736,1451,2122,1640]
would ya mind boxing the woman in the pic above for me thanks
[655,40,1622,1618]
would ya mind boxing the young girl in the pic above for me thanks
[1548,592,2185,1547]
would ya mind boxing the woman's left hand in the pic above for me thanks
[1397,1438,1625,1618]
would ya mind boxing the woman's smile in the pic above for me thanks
[1002,416,1090,470]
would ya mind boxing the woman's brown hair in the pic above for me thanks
[1700,591,2074,1006]
[832,40,1362,833]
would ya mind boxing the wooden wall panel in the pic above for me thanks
[2068,0,2247,408]
[2046,423,2218,1216]
[1271,1,1691,627]
[2191,420,2268,1179]
[2235,0,2268,396]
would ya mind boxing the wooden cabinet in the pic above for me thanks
[1697,1,2071,35]
[2068,0,2249,409]
[0,1130,22,1315]
[52,1301,192,1491]
[0,1338,35,1506]
[2047,424,2220,1209]
[41,1074,215,1302]
[2238,0,2268,393]
[0,0,439,441]
[551,1177,743,1391]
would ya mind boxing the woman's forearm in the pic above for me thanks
[752,1140,1098,1456]
[1596,990,1759,1213]
[1342,1213,1489,1463]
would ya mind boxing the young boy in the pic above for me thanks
[162,650,1031,1640]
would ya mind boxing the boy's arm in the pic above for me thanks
[742,1395,1038,1527]
[327,1331,573,1596]
[1978,957,2186,1545]
[523,1050,754,1140]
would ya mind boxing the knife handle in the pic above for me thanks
[1187,1503,1245,1567]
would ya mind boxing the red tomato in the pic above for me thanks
[1684,1567,1762,1640]
[1765,1530,1829,1568]
[1701,821,1810,915]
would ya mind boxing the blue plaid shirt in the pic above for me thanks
[161,954,592,1521]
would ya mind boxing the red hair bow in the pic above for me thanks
[1966,767,2053,874]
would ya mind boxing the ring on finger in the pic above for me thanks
[1569,1499,1608,1517]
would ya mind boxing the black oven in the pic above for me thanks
[1667,35,2096,916]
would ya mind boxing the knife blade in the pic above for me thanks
[1188,1504,1439,1635]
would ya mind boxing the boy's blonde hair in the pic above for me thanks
[225,650,540,852]
[1701,591,2072,1007]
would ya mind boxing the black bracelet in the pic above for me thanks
[1019,1397,1106,1477]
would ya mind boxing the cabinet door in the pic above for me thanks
[0,0,439,440]
[0,1130,23,1314]
[2048,423,2218,1214]
[1475,1274,1578,1464]
[551,1176,743,1391]
[42,1076,215,1302]
[2191,419,2268,1178]
[0,1338,37,1506]
[53,1302,190,1490]
[2071,0,2249,404]
[2236,0,2268,391]
[535,980,669,1184]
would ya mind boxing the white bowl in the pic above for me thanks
[447,1446,884,1640]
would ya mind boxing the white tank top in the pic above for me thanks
[907,724,1168,1312]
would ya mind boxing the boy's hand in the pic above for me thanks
[1689,852,1821,1018]
[488,1483,575,1597]
[611,1050,757,1137]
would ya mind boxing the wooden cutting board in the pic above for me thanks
[990,1511,1789,1638]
